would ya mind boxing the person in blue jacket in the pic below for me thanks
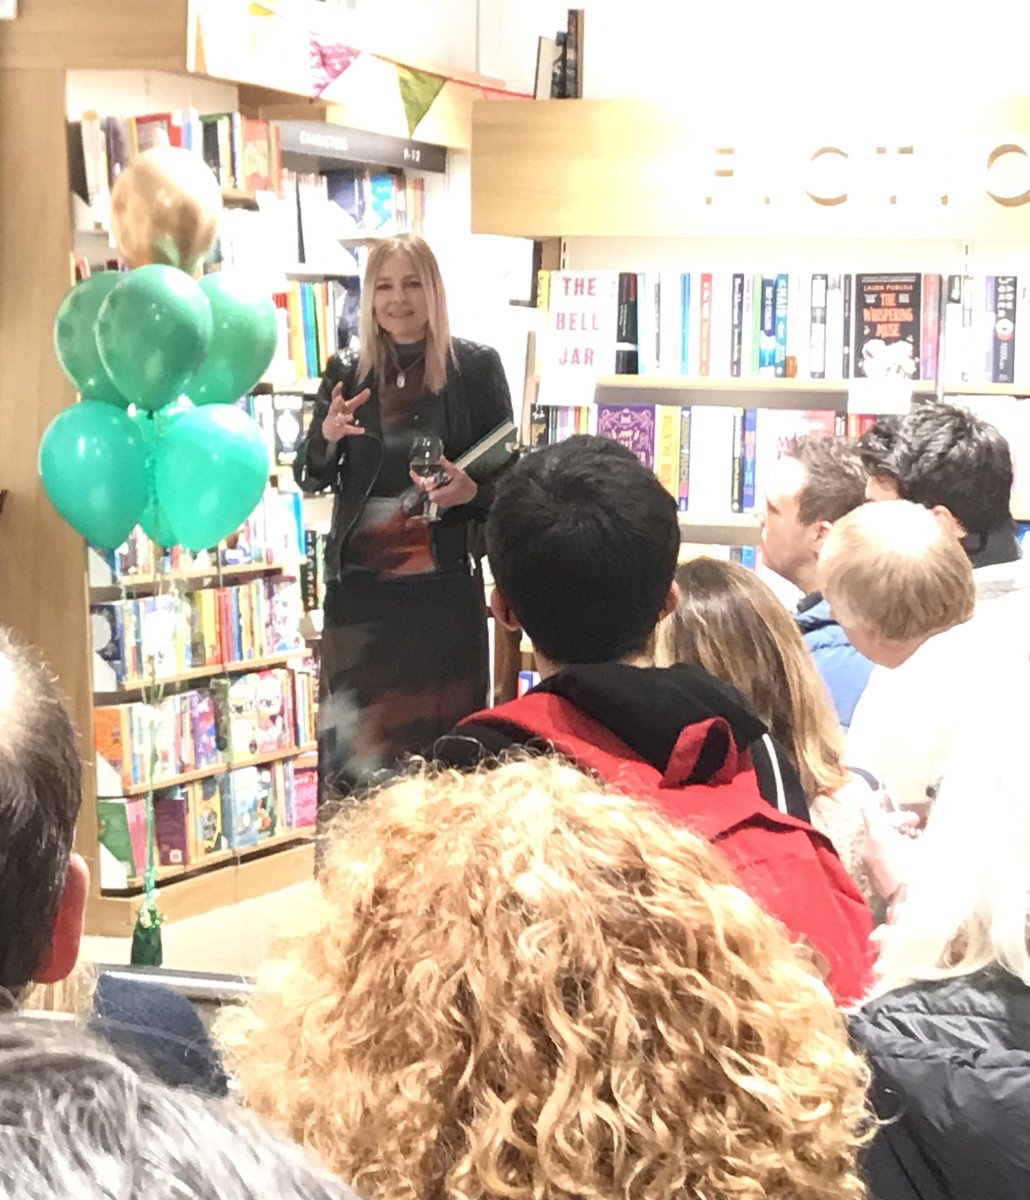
[761,434,872,729]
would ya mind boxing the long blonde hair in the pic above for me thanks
[218,757,870,1200]
[657,558,848,801]
[357,233,452,393]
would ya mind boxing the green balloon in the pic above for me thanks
[39,401,148,548]
[154,405,270,551]
[53,274,129,407]
[133,400,194,547]
[96,264,213,413]
[185,274,279,405]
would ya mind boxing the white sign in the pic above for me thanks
[846,377,914,416]
[537,271,619,407]
[0,0,18,17]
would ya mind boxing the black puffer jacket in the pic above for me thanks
[294,338,513,580]
[849,968,1030,1200]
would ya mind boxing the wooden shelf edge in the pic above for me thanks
[678,513,761,547]
[96,648,309,700]
[99,742,315,798]
[87,840,315,935]
[90,560,302,597]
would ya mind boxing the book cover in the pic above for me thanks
[94,705,134,794]
[758,277,776,378]
[272,392,305,464]
[192,778,227,855]
[534,35,560,100]
[686,407,737,514]
[97,797,147,888]
[220,768,262,848]
[615,271,639,374]
[290,766,319,829]
[653,406,681,498]
[240,116,273,191]
[921,273,942,381]
[994,275,1017,384]
[190,689,221,769]
[740,407,758,512]
[730,273,744,377]
[90,603,127,687]
[255,669,291,753]
[810,274,828,379]
[212,675,260,761]
[154,786,191,867]
[753,409,838,511]
[854,274,921,379]
[596,404,656,469]
[698,273,713,377]
[255,766,278,841]
[773,273,789,377]
[452,420,519,483]
[677,406,691,512]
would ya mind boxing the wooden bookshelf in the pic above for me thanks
[678,513,761,546]
[96,649,307,701]
[116,826,315,891]
[89,560,301,600]
[106,742,310,798]
[220,187,260,209]
[595,377,940,411]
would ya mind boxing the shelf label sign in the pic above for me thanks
[276,121,447,174]
[537,271,619,407]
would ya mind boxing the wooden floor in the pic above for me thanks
[79,881,320,977]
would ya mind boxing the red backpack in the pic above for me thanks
[460,692,874,1005]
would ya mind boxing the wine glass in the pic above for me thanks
[409,434,445,522]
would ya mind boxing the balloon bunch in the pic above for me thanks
[40,147,279,553]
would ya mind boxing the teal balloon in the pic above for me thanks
[184,274,279,406]
[154,405,269,551]
[95,264,213,413]
[39,402,148,548]
[133,400,195,546]
[53,274,129,407]
[139,498,178,547]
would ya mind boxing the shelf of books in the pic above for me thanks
[526,262,1030,552]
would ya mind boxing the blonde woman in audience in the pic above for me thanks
[657,557,873,890]
[849,700,1030,1200]
[219,757,871,1200]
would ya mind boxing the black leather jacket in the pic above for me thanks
[294,338,513,581]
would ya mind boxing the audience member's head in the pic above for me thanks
[220,757,870,1200]
[858,402,1014,547]
[0,1015,356,1200]
[761,435,868,594]
[818,500,975,668]
[0,628,87,992]
[870,695,1030,997]
[657,557,848,802]
[486,436,680,668]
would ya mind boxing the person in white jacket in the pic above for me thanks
[818,500,1023,818]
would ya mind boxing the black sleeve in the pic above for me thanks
[293,356,352,494]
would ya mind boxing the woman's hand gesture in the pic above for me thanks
[323,384,371,445]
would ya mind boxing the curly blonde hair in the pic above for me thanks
[218,758,870,1200]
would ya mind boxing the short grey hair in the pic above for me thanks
[0,628,83,989]
[0,1015,360,1200]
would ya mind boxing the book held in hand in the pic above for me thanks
[452,420,520,484]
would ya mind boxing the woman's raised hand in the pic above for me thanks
[323,384,371,444]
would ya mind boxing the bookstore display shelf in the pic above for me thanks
[108,742,315,799]
[90,560,301,600]
[595,377,941,411]
[117,827,316,891]
[284,264,360,281]
[95,649,308,702]
[90,840,317,936]
[678,513,761,547]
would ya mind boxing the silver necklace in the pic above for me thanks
[392,347,426,389]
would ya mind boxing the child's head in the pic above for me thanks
[657,556,847,800]
[486,436,681,665]
[818,499,975,668]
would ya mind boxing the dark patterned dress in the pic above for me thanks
[317,348,489,823]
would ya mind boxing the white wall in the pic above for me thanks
[347,0,480,74]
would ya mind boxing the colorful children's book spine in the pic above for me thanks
[741,407,758,512]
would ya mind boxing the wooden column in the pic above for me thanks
[0,65,99,884]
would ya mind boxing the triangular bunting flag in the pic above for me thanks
[396,66,447,136]
[310,37,362,97]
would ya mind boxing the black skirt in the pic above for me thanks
[317,566,488,810]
